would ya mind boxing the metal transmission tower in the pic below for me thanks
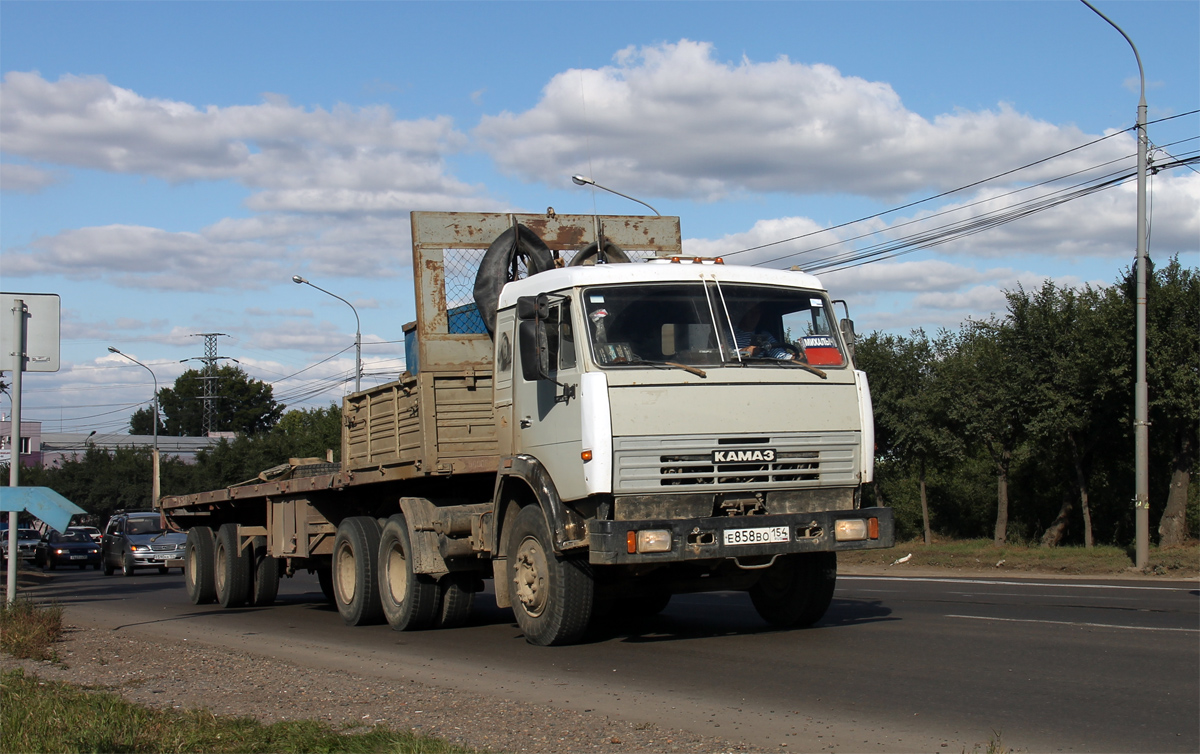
[183,333,236,437]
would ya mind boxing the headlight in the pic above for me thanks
[834,518,880,541]
[834,519,867,541]
[54,549,66,555]
[626,529,672,553]
[131,545,151,552]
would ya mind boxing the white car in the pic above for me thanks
[1,527,42,562]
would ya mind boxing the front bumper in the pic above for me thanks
[588,506,894,565]
[129,551,184,567]
[48,551,101,566]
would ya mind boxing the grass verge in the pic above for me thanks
[0,599,64,661]
[839,538,1199,577]
[1,668,474,754]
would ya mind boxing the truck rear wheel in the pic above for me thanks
[250,536,279,606]
[185,526,217,605]
[215,523,252,608]
[749,552,837,628]
[333,517,384,626]
[437,574,476,629]
[377,514,440,631]
[506,505,594,646]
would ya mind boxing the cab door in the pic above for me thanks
[513,297,585,501]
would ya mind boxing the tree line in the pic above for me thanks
[858,257,1197,548]
[9,403,341,523]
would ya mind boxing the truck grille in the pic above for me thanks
[613,432,859,493]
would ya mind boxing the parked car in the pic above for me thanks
[67,525,103,545]
[35,529,102,570]
[1,527,42,564]
[101,511,186,576]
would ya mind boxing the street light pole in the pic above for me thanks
[1080,0,1150,568]
[108,347,160,508]
[293,275,362,393]
[571,175,661,216]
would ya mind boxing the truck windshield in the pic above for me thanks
[582,282,845,368]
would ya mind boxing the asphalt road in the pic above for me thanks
[19,565,1199,752]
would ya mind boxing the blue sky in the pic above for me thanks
[1,1,1197,437]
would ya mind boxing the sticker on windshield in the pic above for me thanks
[810,298,824,308]
[589,295,605,303]
[804,335,836,348]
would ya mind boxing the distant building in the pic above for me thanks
[1,419,225,468]
[0,420,42,467]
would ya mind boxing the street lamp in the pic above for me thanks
[292,275,362,393]
[571,175,661,216]
[1080,0,1150,568]
[108,347,160,507]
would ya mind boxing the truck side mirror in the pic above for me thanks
[839,318,857,359]
[519,320,551,381]
[517,295,550,321]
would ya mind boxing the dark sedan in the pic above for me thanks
[34,529,102,570]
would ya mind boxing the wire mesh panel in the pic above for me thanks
[441,248,489,334]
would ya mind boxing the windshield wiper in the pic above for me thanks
[746,358,827,379]
[623,359,708,378]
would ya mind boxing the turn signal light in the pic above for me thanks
[581,450,593,462]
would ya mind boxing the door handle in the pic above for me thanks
[520,417,532,428]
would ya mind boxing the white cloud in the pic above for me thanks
[0,162,63,193]
[475,39,1124,200]
[0,71,481,209]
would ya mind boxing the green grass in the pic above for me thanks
[1,668,475,754]
[840,538,1199,577]
[0,598,64,661]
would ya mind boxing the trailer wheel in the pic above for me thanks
[215,523,252,608]
[333,517,384,626]
[437,574,476,629]
[250,536,279,607]
[185,527,217,606]
[506,505,594,646]
[377,514,440,631]
[749,552,837,628]
[316,563,335,603]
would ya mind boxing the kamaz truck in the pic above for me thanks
[160,211,894,645]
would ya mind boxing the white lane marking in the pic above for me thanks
[946,614,1199,633]
[841,576,1197,592]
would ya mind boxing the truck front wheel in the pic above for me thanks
[749,552,837,628]
[506,505,594,646]
[377,514,440,631]
[332,517,384,626]
[184,526,217,604]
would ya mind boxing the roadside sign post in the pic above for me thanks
[3,293,61,602]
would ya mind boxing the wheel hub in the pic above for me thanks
[514,536,548,617]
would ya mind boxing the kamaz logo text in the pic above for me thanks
[712,449,777,463]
